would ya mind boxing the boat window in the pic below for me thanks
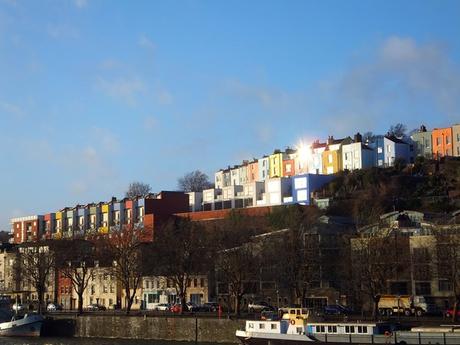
[271,324,277,330]
[362,326,367,333]
[296,310,300,315]
[316,325,325,333]
[248,323,254,329]
[327,326,337,333]
[259,323,265,329]
[296,327,302,334]
[290,309,295,314]
[350,326,355,333]
[358,326,363,334]
[345,326,349,333]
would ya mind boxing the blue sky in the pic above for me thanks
[0,0,459,230]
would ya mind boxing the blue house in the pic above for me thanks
[291,174,336,205]
[371,135,411,167]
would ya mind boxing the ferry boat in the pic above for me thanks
[0,312,44,337]
[236,308,460,344]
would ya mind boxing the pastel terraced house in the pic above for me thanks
[451,124,460,157]
[410,125,433,159]
[342,133,374,171]
[269,150,286,178]
[322,137,350,174]
[432,127,453,158]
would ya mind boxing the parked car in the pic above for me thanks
[12,303,26,312]
[248,301,275,313]
[323,304,352,315]
[170,304,182,313]
[46,303,63,311]
[186,302,200,312]
[202,302,220,312]
[154,303,171,311]
[445,308,460,318]
[85,303,106,311]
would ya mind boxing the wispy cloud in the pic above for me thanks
[47,24,79,39]
[0,100,25,118]
[74,0,88,9]
[155,88,173,105]
[90,127,120,153]
[143,116,157,130]
[316,36,460,133]
[138,34,155,50]
[95,76,146,105]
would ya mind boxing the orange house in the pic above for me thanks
[247,160,259,182]
[432,127,453,158]
[283,159,296,177]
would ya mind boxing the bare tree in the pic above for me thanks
[362,131,375,143]
[265,205,321,306]
[351,231,406,319]
[177,170,213,192]
[433,227,460,322]
[99,225,145,314]
[388,123,407,139]
[216,243,261,315]
[57,240,95,314]
[154,217,210,313]
[17,243,55,314]
[125,181,151,199]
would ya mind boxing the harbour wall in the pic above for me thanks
[46,315,244,343]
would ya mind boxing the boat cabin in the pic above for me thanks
[307,322,377,335]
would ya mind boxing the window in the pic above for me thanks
[328,154,332,163]
[193,278,197,287]
[345,153,349,160]
[271,324,277,330]
[315,325,325,333]
[437,137,441,145]
[327,326,337,333]
[415,282,431,295]
[200,278,205,287]
[439,280,452,292]
[377,147,382,153]
[296,327,302,333]
[259,323,265,329]
[387,145,391,153]
[248,323,254,329]
[345,326,355,333]
[446,136,450,144]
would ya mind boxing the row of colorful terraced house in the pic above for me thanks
[182,124,459,213]
[10,192,190,244]
[214,124,460,188]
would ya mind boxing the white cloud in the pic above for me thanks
[95,76,146,105]
[90,127,120,153]
[47,24,79,39]
[155,88,173,105]
[143,116,157,130]
[317,36,460,134]
[74,0,88,9]
[138,34,155,50]
[225,79,291,108]
[0,100,24,118]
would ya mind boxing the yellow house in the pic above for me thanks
[322,137,351,174]
[99,204,110,234]
[269,150,286,178]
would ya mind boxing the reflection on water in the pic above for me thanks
[0,338,221,345]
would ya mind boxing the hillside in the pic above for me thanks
[321,157,460,227]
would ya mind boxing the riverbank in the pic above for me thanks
[45,315,244,343]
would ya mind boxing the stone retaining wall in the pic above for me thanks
[47,315,244,343]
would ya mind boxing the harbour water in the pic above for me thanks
[0,338,222,345]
